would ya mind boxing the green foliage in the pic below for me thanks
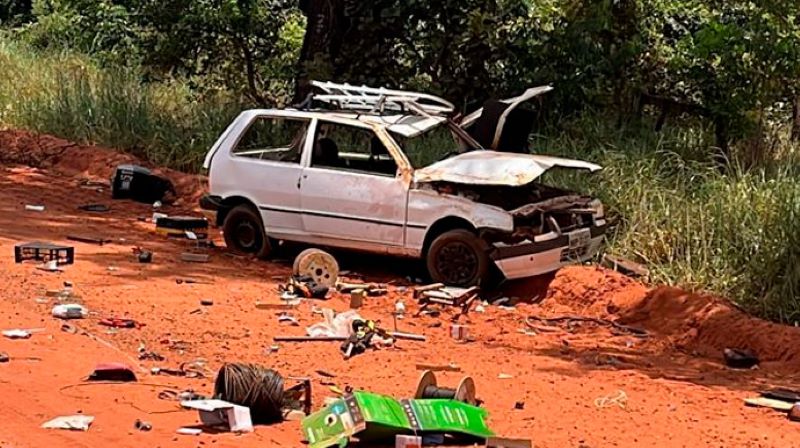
[0,39,242,170]
[0,0,32,25]
[536,115,800,322]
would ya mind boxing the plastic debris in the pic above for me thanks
[25,204,45,212]
[176,427,202,435]
[41,415,94,431]
[2,329,33,339]
[52,304,87,319]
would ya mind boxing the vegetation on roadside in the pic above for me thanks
[1,1,800,322]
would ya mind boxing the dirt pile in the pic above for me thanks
[528,266,800,367]
[0,130,207,205]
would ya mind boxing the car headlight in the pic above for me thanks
[590,199,604,218]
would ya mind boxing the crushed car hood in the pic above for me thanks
[413,150,602,186]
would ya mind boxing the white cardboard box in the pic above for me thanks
[181,399,253,433]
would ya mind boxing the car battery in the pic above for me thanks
[155,216,209,239]
[111,164,175,203]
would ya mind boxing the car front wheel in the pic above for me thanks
[222,204,271,258]
[426,229,489,287]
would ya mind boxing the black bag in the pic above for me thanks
[111,164,176,204]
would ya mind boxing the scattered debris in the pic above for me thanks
[176,277,214,285]
[67,234,112,246]
[2,329,35,339]
[315,370,336,378]
[278,313,299,326]
[293,248,339,288]
[450,324,469,342]
[790,404,800,422]
[181,252,210,263]
[602,254,650,278]
[724,348,759,369]
[25,204,45,212]
[486,436,533,448]
[396,435,423,448]
[498,373,513,380]
[414,284,479,317]
[761,388,800,403]
[526,315,648,337]
[415,370,478,405]
[133,247,153,263]
[282,275,329,299]
[302,389,493,448]
[41,415,94,431]
[200,298,214,306]
[336,280,387,296]
[514,401,525,410]
[77,204,110,213]
[350,289,368,310]
[0,352,9,362]
[15,241,74,265]
[595,390,628,409]
[134,419,152,431]
[395,299,407,319]
[415,363,461,372]
[37,259,62,272]
[99,317,142,329]
[156,216,209,240]
[88,363,137,382]
[111,164,176,204]
[256,301,299,310]
[176,427,202,436]
[52,304,87,319]
[182,399,254,433]
[744,397,793,411]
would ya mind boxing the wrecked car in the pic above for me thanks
[200,81,606,286]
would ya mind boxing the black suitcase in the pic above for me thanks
[111,165,176,203]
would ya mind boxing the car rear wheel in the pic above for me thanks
[426,229,489,287]
[222,204,271,258]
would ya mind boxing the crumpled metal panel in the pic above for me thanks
[413,150,602,186]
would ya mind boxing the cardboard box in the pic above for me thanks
[181,399,253,433]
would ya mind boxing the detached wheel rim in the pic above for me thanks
[234,220,258,251]
[436,241,478,285]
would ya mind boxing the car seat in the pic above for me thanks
[315,137,340,167]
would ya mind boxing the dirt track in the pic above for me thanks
[2,130,800,447]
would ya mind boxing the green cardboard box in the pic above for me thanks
[302,391,494,448]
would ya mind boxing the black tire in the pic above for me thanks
[222,204,271,258]
[426,229,490,287]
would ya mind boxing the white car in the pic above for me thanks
[200,81,606,286]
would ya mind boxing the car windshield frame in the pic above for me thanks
[390,119,484,169]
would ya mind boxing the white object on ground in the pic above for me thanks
[181,399,253,432]
[37,260,60,272]
[176,427,202,435]
[41,415,94,431]
[52,304,87,319]
[498,373,513,379]
[2,329,33,339]
[25,204,45,212]
[306,309,361,338]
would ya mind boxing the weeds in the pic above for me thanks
[0,38,241,171]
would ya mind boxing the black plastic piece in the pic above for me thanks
[111,164,176,204]
[14,242,74,265]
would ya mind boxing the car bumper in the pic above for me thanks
[490,223,606,280]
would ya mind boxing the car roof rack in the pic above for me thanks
[309,80,455,116]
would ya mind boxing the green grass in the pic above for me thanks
[0,37,242,171]
[1,37,800,323]
[537,117,800,323]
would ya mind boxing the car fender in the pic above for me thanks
[406,189,513,251]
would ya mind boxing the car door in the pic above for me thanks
[225,114,311,236]
[299,120,407,248]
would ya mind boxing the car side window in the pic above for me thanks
[232,116,309,163]
[311,122,397,176]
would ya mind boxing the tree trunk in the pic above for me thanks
[293,0,348,103]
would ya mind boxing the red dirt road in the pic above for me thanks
[2,130,800,447]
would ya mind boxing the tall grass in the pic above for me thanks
[538,117,800,322]
[1,37,800,322]
[0,38,242,171]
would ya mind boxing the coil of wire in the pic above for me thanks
[214,363,285,424]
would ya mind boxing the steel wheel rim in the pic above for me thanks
[436,241,478,284]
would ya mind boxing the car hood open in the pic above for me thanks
[413,150,602,186]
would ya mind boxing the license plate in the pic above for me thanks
[568,229,591,250]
